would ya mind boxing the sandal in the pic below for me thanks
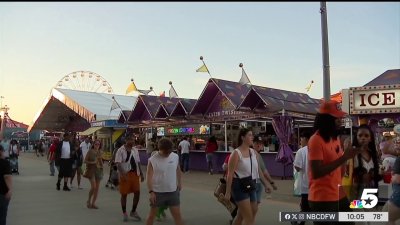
[91,204,99,209]
[87,201,91,208]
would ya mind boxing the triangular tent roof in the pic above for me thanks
[364,69,400,86]
[170,99,197,117]
[239,85,319,115]
[154,98,180,118]
[191,78,252,115]
[2,114,29,129]
[127,95,181,123]
[118,110,132,123]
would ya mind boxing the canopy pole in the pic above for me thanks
[297,123,300,149]
[27,132,30,152]
[224,121,228,152]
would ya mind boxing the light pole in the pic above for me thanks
[320,2,331,101]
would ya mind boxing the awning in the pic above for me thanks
[112,129,125,143]
[79,127,102,136]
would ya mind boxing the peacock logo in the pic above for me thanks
[349,188,378,209]
[349,200,363,209]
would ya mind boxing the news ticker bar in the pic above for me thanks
[279,212,388,222]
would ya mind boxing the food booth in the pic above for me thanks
[123,78,319,178]
[343,69,400,202]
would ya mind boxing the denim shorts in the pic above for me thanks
[255,181,263,203]
[232,178,257,203]
[390,183,400,208]
[206,153,214,163]
[151,190,180,208]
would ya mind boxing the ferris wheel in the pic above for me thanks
[56,71,113,93]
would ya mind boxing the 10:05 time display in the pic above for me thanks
[347,213,365,220]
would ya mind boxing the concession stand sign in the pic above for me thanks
[349,85,400,114]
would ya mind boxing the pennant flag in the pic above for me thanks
[239,68,251,85]
[196,64,209,73]
[305,80,314,92]
[110,98,119,111]
[160,91,165,97]
[138,89,152,95]
[169,86,178,98]
[126,81,138,94]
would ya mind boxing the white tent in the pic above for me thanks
[28,88,137,132]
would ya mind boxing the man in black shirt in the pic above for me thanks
[0,144,12,225]
[55,133,74,191]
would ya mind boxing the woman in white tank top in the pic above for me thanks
[224,128,266,225]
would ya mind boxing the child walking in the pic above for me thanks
[146,138,184,225]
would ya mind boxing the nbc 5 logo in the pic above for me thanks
[360,188,378,209]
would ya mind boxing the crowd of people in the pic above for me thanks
[29,129,276,225]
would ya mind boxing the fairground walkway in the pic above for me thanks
[8,153,393,225]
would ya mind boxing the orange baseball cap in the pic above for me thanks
[319,100,346,118]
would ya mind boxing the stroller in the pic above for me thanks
[9,155,19,175]
[105,162,119,189]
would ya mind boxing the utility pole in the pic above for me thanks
[320,2,331,101]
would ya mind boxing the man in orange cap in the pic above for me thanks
[308,100,366,225]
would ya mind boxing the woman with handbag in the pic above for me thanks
[224,128,259,225]
[84,140,103,209]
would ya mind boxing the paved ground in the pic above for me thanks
[7,153,395,225]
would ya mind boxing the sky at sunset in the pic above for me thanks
[0,2,399,126]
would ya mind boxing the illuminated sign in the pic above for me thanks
[157,127,165,136]
[349,85,400,114]
[164,124,210,135]
[167,127,196,135]
[199,125,210,134]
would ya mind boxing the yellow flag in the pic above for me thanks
[126,82,137,94]
[196,64,209,73]
[305,80,314,92]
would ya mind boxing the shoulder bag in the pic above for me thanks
[235,149,256,193]
[120,151,134,174]
[214,172,235,213]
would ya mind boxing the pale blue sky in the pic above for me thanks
[0,2,399,125]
